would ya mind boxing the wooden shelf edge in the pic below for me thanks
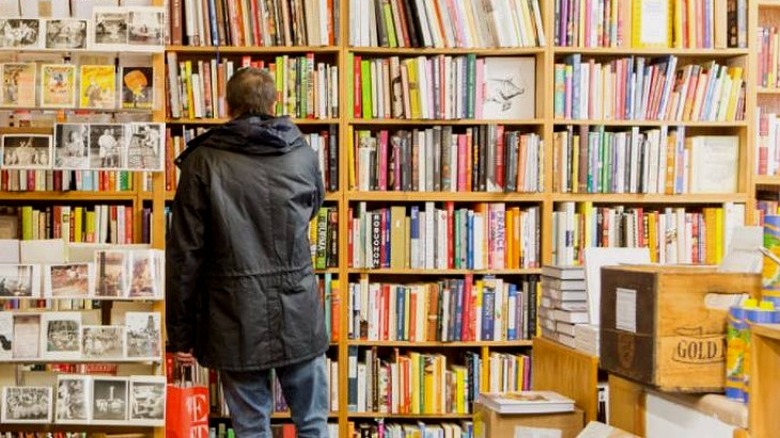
[755,176,780,185]
[553,47,750,56]
[166,45,340,53]
[0,191,136,201]
[166,118,340,125]
[552,119,748,127]
[346,192,546,202]
[348,47,544,56]
[552,193,749,203]
[750,323,780,340]
[348,118,543,125]
[347,412,472,419]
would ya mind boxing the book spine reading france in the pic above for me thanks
[345,348,530,414]
[169,0,340,47]
[166,53,339,120]
[348,203,540,271]
[553,0,747,49]
[553,56,746,122]
[551,201,746,265]
[351,126,542,193]
[756,108,780,177]
[554,127,740,195]
[347,277,539,342]
[349,0,545,48]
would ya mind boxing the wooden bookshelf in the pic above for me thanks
[553,47,750,57]
[166,117,340,125]
[166,45,341,54]
[348,118,545,126]
[349,47,546,56]
[346,191,546,202]
[551,119,750,127]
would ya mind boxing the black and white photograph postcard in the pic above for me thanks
[482,57,536,120]
[94,249,127,297]
[129,375,165,425]
[44,18,88,50]
[0,263,40,298]
[91,8,128,49]
[1,62,37,107]
[1,135,53,169]
[0,19,42,49]
[1,386,52,424]
[41,312,82,360]
[127,7,164,50]
[0,311,11,360]
[82,325,124,360]
[120,66,153,109]
[56,375,91,423]
[44,262,94,298]
[128,250,159,299]
[92,377,128,424]
[12,313,40,359]
[125,123,163,171]
[54,123,90,170]
[125,311,161,360]
[89,124,124,170]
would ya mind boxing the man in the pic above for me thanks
[97,128,117,167]
[166,68,328,437]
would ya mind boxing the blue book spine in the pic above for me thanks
[701,65,720,120]
[396,286,405,341]
[570,54,582,119]
[347,346,358,411]
[506,283,517,340]
[207,0,219,46]
[453,280,464,342]
[481,287,495,341]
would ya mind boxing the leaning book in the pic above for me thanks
[478,390,574,414]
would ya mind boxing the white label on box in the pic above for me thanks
[514,426,562,438]
[615,287,638,333]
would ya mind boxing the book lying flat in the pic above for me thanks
[478,390,575,414]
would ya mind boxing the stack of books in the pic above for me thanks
[575,323,600,357]
[539,265,588,349]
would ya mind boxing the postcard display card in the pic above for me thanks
[91,376,128,424]
[1,386,53,424]
[40,312,82,360]
[129,375,165,425]
[55,374,92,424]
[82,325,125,359]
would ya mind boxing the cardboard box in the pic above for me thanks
[600,265,760,392]
[474,402,584,438]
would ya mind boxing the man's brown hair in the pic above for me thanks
[226,68,277,118]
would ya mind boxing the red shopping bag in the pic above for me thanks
[166,375,210,438]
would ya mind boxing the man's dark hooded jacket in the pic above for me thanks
[165,114,328,371]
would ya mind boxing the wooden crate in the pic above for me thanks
[600,265,760,392]
[749,324,780,437]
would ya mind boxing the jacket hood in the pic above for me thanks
[176,115,304,166]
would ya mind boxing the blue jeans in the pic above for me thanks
[219,355,329,437]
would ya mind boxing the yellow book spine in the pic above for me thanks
[184,61,194,119]
[406,59,420,119]
[715,207,724,263]
[85,210,96,243]
[455,366,465,414]
[73,207,83,243]
[572,134,580,193]
[648,212,658,263]
[423,355,435,413]
[410,351,420,414]
[474,280,483,340]
[505,209,514,270]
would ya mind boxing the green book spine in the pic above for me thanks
[361,60,373,120]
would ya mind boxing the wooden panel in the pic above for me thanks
[608,374,646,436]
[749,324,780,438]
[531,337,599,422]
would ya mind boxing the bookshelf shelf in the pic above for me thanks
[347,413,473,419]
[166,45,341,54]
[346,192,546,202]
[0,191,136,201]
[755,176,780,185]
[552,193,748,204]
[553,47,750,57]
[552,119,749,127]
[349,47,545,56]
[0,358,162,364]
[349,119,544,126]
[145,191,341,202]
[166,118,340,125]
[347,340,533,347]
[0,127,53,134]
[758,0,780,7]
[757,87,780,95]
[346,268,542,275]
[316,268,340,275]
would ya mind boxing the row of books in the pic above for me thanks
[6,205,137,244]
[166,53,339,120]
[756,108,780,177]
[347,203,541,270]
[758,26,780,90]
[351,127,543,193]
[553,55,746,122]
[351,55,535,121]
[551,202,746,265]
[211,423,339,438]
[553,0,746,49]
[207,357,340,417]
[170,0,339,47]
[0,169,134,192]
[346,348,482,414]
[348,421,473,438]
[553,127,739,194]
[309,206,338,270]
[757,191,780,219]
[349,0,545,49]
[347,277,538,343]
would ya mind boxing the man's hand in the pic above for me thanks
[175,350,195,366]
